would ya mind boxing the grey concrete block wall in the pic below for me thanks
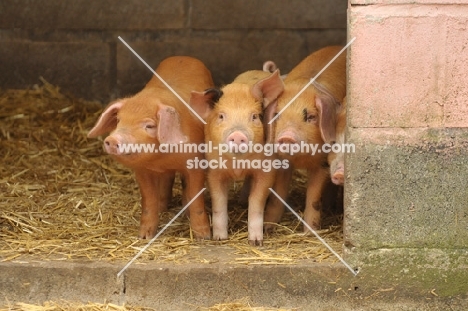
[0,0,187,29]
[344,128,468,250]
[190,0,346,29]
[0,41,112,98]
[0,0,347,102]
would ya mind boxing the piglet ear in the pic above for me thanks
[189,88,222,120]
[87,101,124,138]
[263,100,278,144]
[251,69,284,109]
[313,81,340,144]
[316,95,337,144]
[157,105,188,144]
[251,70,283,144]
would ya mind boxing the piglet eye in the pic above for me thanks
[306,114,316,123]
[302,108,316,123]
[218,113,225,121]
[144,121,157,130]
[251,113,263,122]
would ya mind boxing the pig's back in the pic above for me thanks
[147,56,214,96]
[285,46,346,101]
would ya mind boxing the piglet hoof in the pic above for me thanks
[263,211,283,228]
[192,226,212,241]
[138,225,158,239]
[303,222,321,235]
[212,232,228,241]
[248,239,264,247]
[263,222,277,235]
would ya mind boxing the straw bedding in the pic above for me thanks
[0,301,155,311]
[0,297,297,311]
[0,79,343,265]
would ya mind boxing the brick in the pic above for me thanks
[344,127,468,250]
[348,4,468,128]
[0,0,185,30]
[191,0,347,29]
[116,29,347,97]
[0,42,111,101]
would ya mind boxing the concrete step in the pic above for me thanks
[1,245,466,310]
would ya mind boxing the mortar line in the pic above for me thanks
[268,37,356,124]
[117,188,206,277]
[117,36,207,124]
[268,188,359,276]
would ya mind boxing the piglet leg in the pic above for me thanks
[135,169,162,239]
[158,170,176,212]
[179,173,189,211]
[263,167,293,233]
[238,175,252,207]
[182,169,211,240]
[247,172,272,246]
[303,166,329,232]
[208,171,230,241]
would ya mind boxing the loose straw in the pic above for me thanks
[269,188,359,276]
[117,188,206,277]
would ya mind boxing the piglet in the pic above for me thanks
[191,70,284,246]
[263,46,346,232]
[88,56,213,240]
[327,96,346,186]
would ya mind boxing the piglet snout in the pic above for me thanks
[331,165,344,186]
[104,136,123,155]
[277,130,297,144]
[226,131,249,153]
[227,131,248,145]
